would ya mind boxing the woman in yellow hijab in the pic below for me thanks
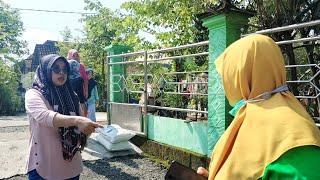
[197,34,320,179]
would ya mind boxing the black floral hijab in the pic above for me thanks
[32,54,86,161]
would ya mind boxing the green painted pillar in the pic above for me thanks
[202,11,252,155]
[105,45,131,103]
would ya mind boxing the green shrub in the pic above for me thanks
[0,61,20,115]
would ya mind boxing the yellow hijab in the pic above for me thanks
[209,34,320,179]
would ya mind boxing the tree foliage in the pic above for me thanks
[0,0,27,57]
[0,0,26,115]
[0,61,20,115]
[113,0,214,48]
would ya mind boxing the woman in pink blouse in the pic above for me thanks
[25,54,102,180]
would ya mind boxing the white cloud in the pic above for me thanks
[23,28,60,53]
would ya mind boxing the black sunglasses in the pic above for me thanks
[51,66,68,74]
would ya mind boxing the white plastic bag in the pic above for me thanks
[96,124,135,143]
[96,133,133,151]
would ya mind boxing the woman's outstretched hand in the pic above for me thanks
[197,167,209,178]
[76,116,103,135]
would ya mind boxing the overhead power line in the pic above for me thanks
[12,8,97,15]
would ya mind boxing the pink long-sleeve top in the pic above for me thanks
[79,63,89,98]
[25,89,83,180]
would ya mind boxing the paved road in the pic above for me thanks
[0,113,167,179]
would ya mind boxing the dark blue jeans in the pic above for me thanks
[28,169,80,180]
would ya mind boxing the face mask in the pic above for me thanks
[228,84,289,117]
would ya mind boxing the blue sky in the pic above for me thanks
[3,0,129,54]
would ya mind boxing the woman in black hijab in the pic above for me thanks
[25,54,102,180]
